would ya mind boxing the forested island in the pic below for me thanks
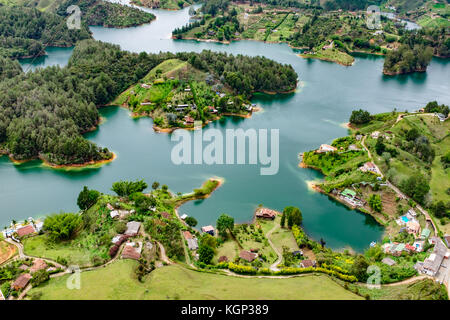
[131,0,195,10]
[0,5,90,59]
[172,1,449,70]
[114,52,298,130]
[56,0,156,28]
[0,40,297,166]
[0,0,155,59]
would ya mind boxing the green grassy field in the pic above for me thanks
[348,278,448,300]
[28,260,362,300]
[300,48,355,66]
[23,235,98,267]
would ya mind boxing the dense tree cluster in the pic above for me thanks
[0,6,90,58]
[177,50,298,95]
[77,186,100,210]
[111,179,148,197]
[349,109,371,125]
[0,56,22,81]
[322,0,383,11]
[43,212,82,242]
[384,43,433,75]
[400,174,430,205]
[56,0,156,28]
[424,101,449,117]
[0,40,297,164]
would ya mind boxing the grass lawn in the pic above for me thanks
[258,216,299,252]
[300,48,354,66]
[348,278,448,300]
[23,235,99,267]
[213,239,239,264]
[28,261,362,300]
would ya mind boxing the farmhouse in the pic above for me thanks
[110,210,119,219]
[359,162,380,174]
[255,207,277,220]
[121,242,142,260]
[30,259,48,273]
[0,288,4,300]
[161,211,171,219]
[316,144,337,153]
[406,220,420,234]
[218,256,228,263]
[16,224,36,238]
[417,238,448,277]
[201,225,215,236]
[208,106,218,113]
[184,231,198,251]
[239,250,257,262]
[300,260,316,268]
[382,257,396,266]
[371,131,380,139]
[11,273,32,291]
[125,221,141,237]
[184,115,195,125]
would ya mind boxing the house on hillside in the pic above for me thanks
[201,225,215,236]
[11,273,32,291]
[183,231,199,251]
[317,144,337,153]
[16,225,36,238]
[125,221,141,237]
[184,115,194,125]
[359,162,380,174]
[161,212,171,219]
[121,242,142,260]
[30,259,48,273]
[420,228,431,240]
[382,257,396,266]
[300,260,316,268]
[239,250,257,262]
[435,113,446,122]
[255,207,277,220]
[208,106,218,114]
[406,220,420,235]
[371,131,380,139]
[0,288,5,300]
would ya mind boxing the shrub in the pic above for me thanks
[44,213,82,242]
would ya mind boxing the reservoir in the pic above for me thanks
[3,5,449,252]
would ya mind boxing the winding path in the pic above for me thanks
[266,224,282,271]
[361,135,438,235]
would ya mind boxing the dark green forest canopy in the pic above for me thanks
[0,40,297,165]
[0,5,91,59]
[56,0,156,28]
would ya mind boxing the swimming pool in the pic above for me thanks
[402,216,410,223]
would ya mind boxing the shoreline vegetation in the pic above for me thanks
[1,176,445,300]
[299,105,450,237]
[1,40,297,170]
[172,1,449,69]
[112,54,297,132]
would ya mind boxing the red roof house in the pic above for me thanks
[11,273,32,291]
[239,250,257,262]
[16,225,36,237]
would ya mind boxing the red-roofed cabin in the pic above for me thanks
[16,225,36,237]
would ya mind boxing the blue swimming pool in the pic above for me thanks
[402,216,409,223]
